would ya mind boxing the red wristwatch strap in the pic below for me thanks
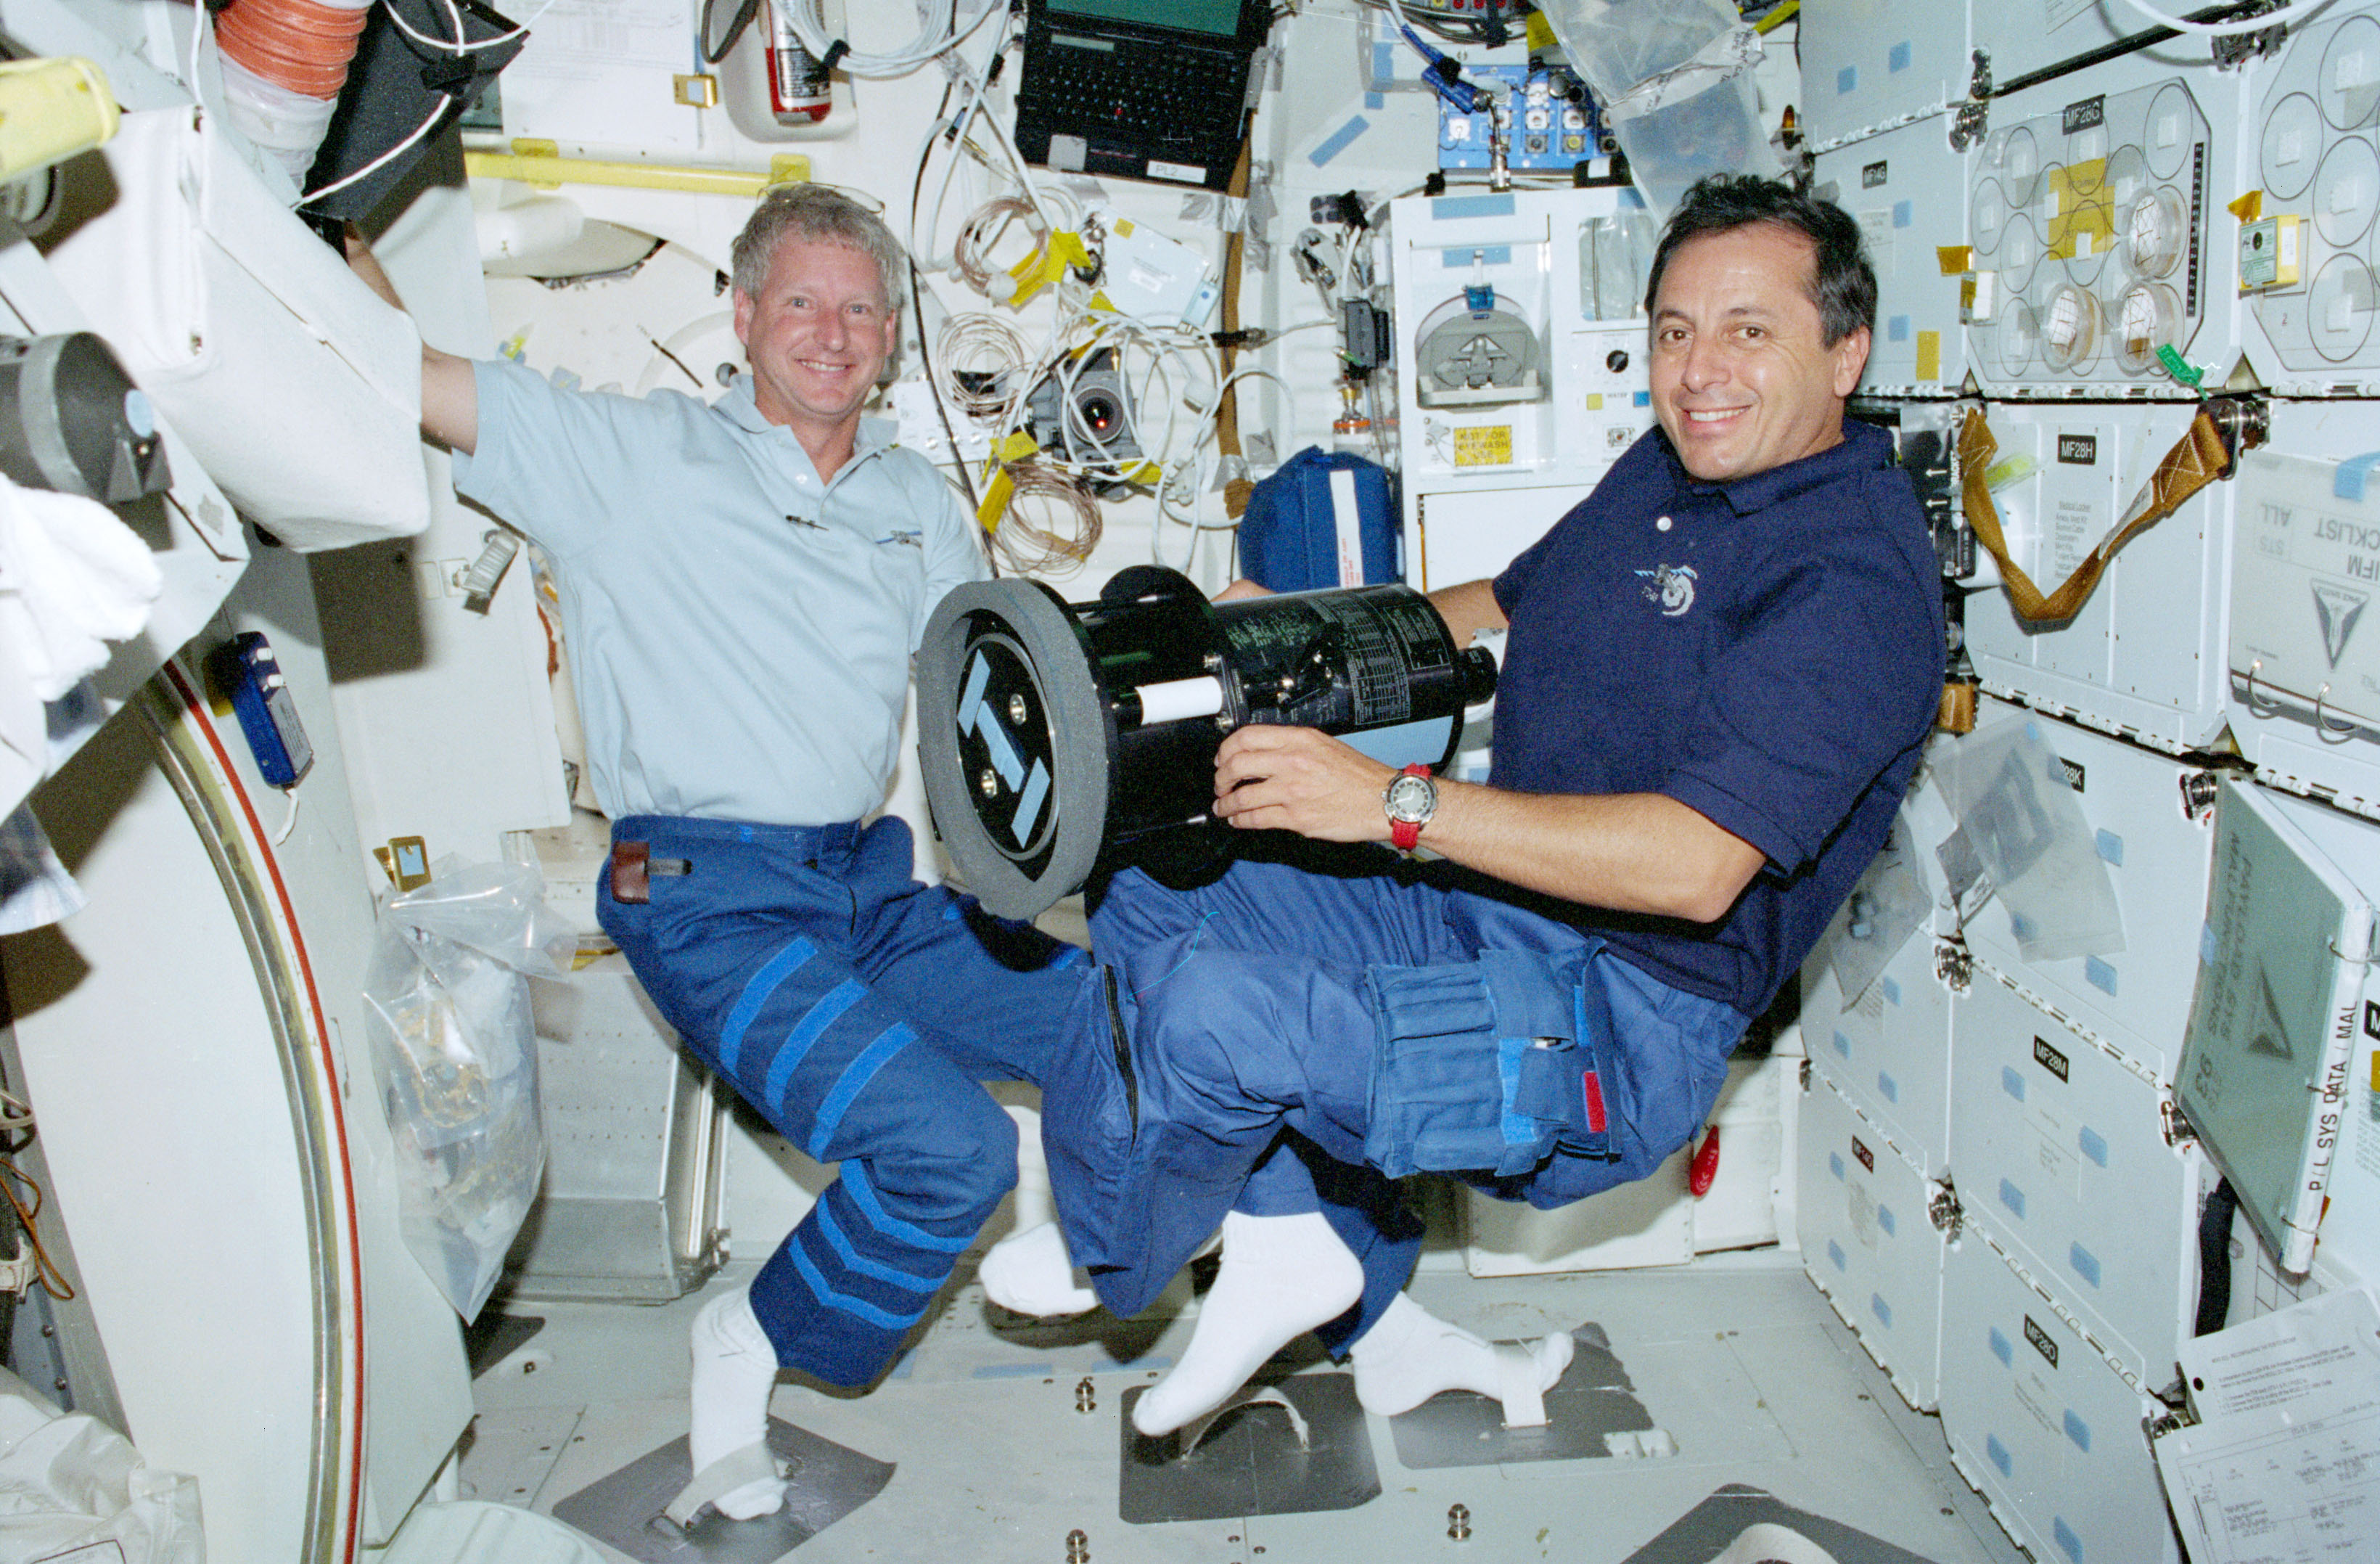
[1391,763,1429,852]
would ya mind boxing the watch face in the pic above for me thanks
[1385,772,1436,823]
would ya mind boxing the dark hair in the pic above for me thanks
[1642,174,1876,346]
[731,184,906,314]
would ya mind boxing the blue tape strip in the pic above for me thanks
[1431,193,1517,220]
[2336,450,2380,501]
[1309,115,1370,168]
[1446,245,1512,267]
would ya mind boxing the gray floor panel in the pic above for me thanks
[549,1418,892,1564]
[464,1257,2030,1563]
[1621,1485,1948,1564]
[459,1406,586,1509]
[1118,1376,1379,1524]
[1386,1325,1665,1470]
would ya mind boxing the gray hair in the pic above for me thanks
[730,184,907,311]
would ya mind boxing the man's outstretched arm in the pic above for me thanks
[1210,725,1764,924]
[344,229,480,456]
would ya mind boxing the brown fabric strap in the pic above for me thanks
[610,840,652,905]
[1958,406,2232,623]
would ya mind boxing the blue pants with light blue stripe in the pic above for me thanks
[597,814,1086,1387]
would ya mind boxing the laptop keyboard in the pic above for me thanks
[1022,41,1247,151]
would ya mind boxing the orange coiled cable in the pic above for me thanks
[216,0,372,101]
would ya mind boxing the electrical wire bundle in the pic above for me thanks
[0,1086,75,1305]
[903,12,1271,578]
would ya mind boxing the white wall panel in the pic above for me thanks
[1939,1229,2186,1564]
[1962,401,2236,749]
[1800,0,1972,149]
[1957,700,2219,1078]
[2225,397,2380,817]
[1815,115,1974,395]
[1953,973,2205,1390]
[1390,187,1656,589]
[1798,1076,1951,1410]
[1970,0,2229,120]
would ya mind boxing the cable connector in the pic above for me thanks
[0,1233,36,1298]
[1210,327,1272,351]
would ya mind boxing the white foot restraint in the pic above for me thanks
[662,1442,789,1528]
[1493,1330,1575,1428]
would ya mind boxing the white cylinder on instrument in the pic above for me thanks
[1134,676,1226,724]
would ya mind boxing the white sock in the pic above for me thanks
[980,1222,1100,1317]
[1131,1211,1363,1437]
[1347,1293,1575,1418]
[687,1288,786,1520]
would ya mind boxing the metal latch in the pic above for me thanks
[2180,769,2223,822]
[1928,1177,1964,1240]
[1934,938,1973,994]
[2204,393,2272,472]
[1948,50,1991,151]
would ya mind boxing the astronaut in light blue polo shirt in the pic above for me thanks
[354,185,1087,1527]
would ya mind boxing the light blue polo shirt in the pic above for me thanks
[453,358,986,826]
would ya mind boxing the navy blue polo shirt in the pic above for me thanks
[1490,419,1942,1018]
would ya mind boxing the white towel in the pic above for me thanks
[0,468,163,704]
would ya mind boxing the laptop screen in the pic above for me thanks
[1043,0,1244,38]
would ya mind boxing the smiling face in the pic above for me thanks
[733,236,899,461]
[1649,222,1870,484]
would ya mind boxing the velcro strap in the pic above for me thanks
[1959,406,2231,623]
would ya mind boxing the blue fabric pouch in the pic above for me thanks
[1361,943,1620,1179]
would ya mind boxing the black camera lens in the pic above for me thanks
[1078,391,1121,436]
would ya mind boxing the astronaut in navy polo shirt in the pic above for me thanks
[1027,174,1946,1437]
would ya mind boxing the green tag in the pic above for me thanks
[2156,343,2204,387]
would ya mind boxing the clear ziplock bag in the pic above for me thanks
[363,858,574,1319]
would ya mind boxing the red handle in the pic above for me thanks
[1688,1126,1720,1197]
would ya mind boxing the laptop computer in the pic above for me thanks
[1012,0,1273,192]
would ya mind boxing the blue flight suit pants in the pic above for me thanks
[1044,856,1748,1328]
[597,814,1085,1387]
